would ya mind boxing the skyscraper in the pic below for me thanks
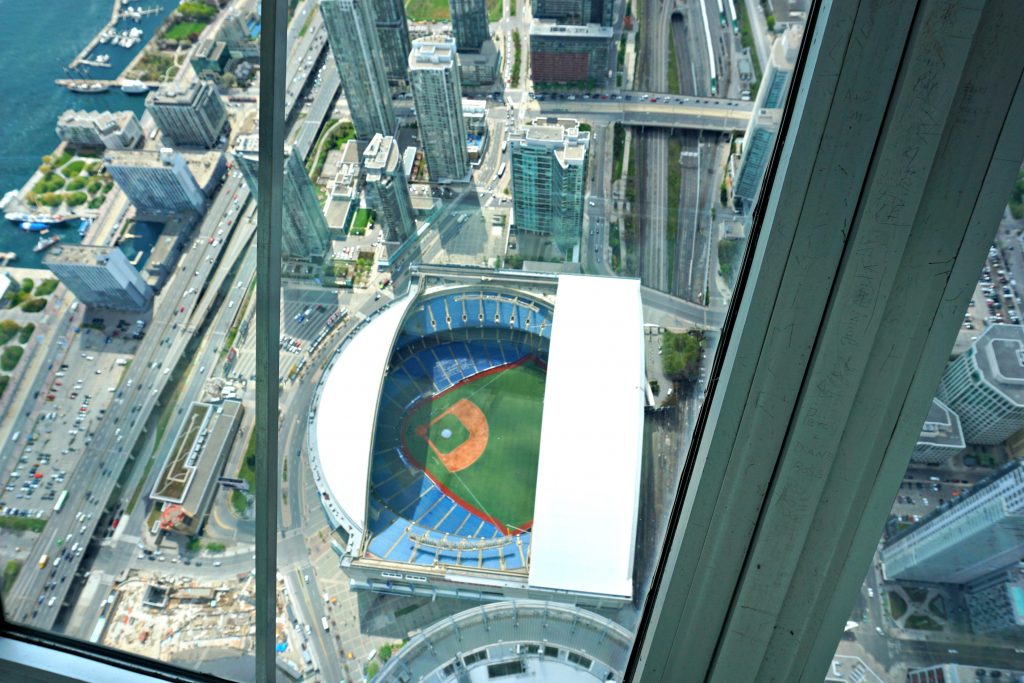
[145,80,228,149]
[450,0,488,52]
[373,0,412,84]
[234,137,331,261]
[363,134,415,243]
[105,148,206,215]
[409,37,469,183]
[321,0,396,141]
[510,117,590,258]
[44,245,153,311]
[734,27,802,210]
[936,323,1024,445]
[880,461,1024,584]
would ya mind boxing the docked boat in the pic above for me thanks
[33,234,60,253]
[66,82,110,94]
[6,212,70,227]
[78,217,92,237]
[120,79,149,94]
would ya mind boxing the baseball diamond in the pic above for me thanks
[401,356,546,533]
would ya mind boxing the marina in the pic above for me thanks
[61,0,171,95]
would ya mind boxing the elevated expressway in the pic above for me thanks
[536,96,753,132]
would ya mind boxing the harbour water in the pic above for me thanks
[0,0,174,267]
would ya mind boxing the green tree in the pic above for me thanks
[1,345,25,371]
[661,330,704,382]
[20,298,47,313]
[17,323,35,344]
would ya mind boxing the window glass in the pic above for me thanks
[831,170,1024,680]
[0,0,257,678]
[282,1,806,681]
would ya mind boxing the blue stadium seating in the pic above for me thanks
[363,290,553,571]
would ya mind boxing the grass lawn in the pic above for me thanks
[165,21,206,41]
[666,23,681,95]
[406,0,501,22]
[0,516,46,533]
[888,591,907,620]
[666,136,682,291]
[2,560,21,597]
[904,614,942,631]
[401,359,545,532]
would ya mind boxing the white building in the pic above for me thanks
[146,80,228,149]
[44,245,153,311]
[55,110,143,150]
[937,323,1024,445]
[409,36,470,183]
[105,148,206,216]
[880,461,1024,584]
[363,134,415,242]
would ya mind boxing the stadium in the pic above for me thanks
[308,266,645,606]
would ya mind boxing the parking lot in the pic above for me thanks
[0,317,142,523]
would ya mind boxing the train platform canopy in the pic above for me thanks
[528,275,645,600]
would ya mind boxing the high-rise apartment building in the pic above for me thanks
[56,110,143,150]
[533,0,614,26]
[105,148,206,215]
[321,0,396,141]
[734,27,802,209]
[409,37,469,183]
[529,22,614,85]
[363,134,415,243]
[145,80,228,149]
[880,461,1024,584]
[44,245,153,311]
[373,0,412,84]
[510,117,590,258]
[911,398,966,464]
[936,324,1024,445]
[965,564,1024,636]
[450,0,488,52]
[233,137,331,261]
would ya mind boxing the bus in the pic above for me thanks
[497,162,507,178]
[321,616,330,631]
[54,490,68,513]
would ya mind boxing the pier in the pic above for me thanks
[68,0,123,72]
[0,253,17,267]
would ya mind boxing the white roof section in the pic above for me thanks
[310,293,416,540]
[529,275,644,599]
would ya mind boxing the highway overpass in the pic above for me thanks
[536,97,752,132]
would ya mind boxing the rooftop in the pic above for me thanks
[529,275,643,599]
[973,323,1024,405]
[529,20,614,39]
[363,134,401,176]
[44,244,125,267]
[917,398,966,449]
[409,35,457,67]
[147,79,212,106]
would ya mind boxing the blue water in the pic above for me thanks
[0,0,175,267]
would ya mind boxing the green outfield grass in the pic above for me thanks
[402,360,545,532]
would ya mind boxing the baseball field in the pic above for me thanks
[401,357,545,534]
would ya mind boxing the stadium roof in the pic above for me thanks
[311,292,416,539]
[529,275,644,599]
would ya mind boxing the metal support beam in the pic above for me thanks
[629,1,1024,681]
[255,0,285,680]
